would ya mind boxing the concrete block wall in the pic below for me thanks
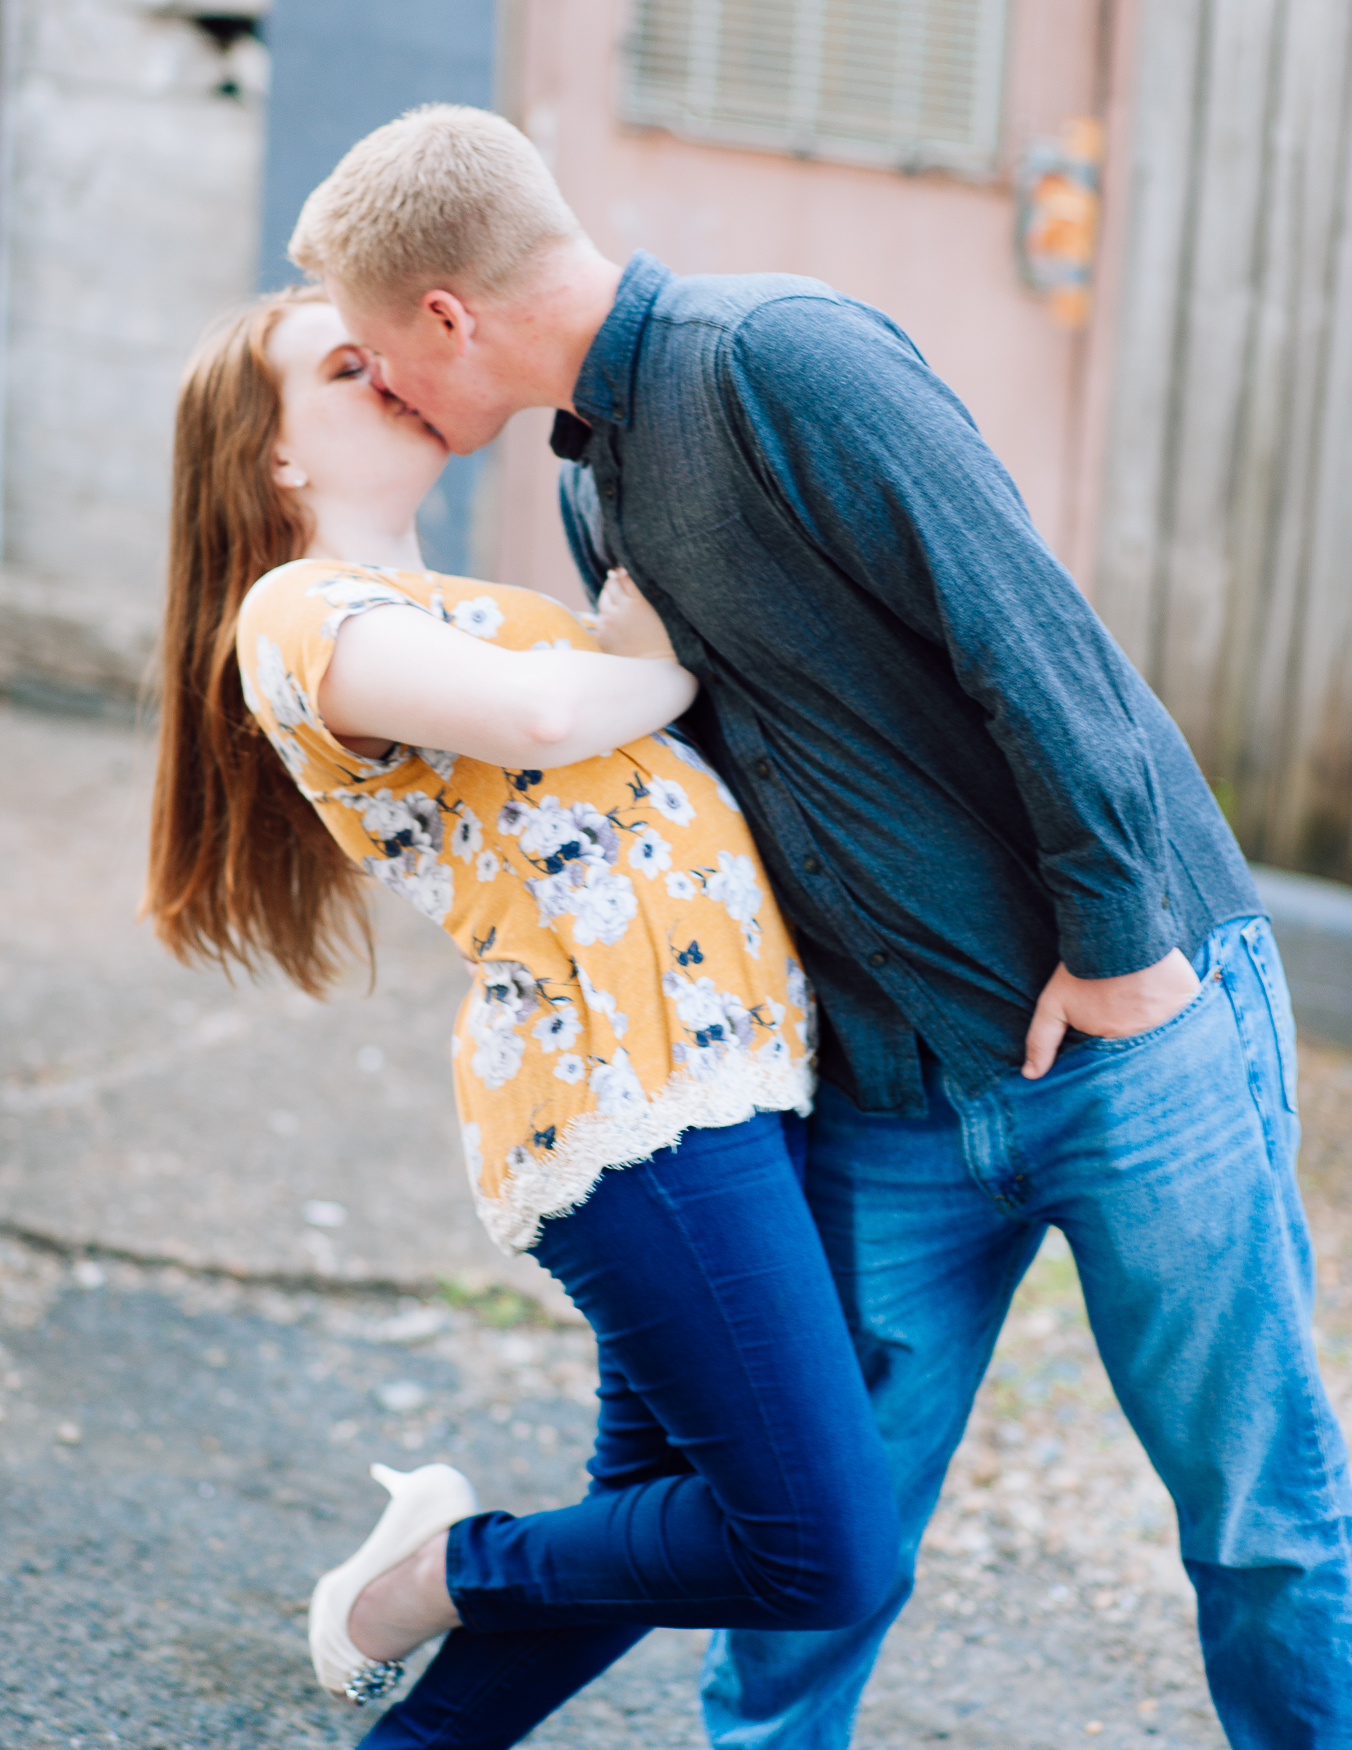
[0,0,266,706]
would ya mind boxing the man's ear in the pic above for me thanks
[422,289,476,355]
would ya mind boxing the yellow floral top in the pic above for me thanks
[236,561,815,1254]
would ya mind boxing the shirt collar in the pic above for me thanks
[569,250,671,431]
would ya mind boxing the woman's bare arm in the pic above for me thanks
[318,581,696,768]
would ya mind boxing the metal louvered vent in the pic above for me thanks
[622,0,1009,177]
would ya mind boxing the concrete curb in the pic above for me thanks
[1251,864,1352,1046]
[0,1218,561,1325]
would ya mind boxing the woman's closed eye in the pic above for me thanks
[329,346,369,383]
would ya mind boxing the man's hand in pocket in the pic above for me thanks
[1023,949,1202,1079]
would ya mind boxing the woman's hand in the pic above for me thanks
[595,569,677,661]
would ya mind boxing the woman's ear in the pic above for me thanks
[272,452,309,490]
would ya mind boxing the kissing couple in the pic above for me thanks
[147,104,1351,1749]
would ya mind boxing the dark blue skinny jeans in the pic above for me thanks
[359,1109,897,1749]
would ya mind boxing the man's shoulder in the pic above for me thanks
[651,268,912,353]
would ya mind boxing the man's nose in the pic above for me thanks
[364,352,390,393]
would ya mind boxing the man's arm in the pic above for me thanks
[724,298,1198,1065]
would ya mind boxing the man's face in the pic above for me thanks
[326,283,512,457]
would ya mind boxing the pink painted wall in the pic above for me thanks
[491,0,1128,609]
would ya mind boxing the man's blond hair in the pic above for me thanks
[289,104,583,311]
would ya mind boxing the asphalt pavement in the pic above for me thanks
[5,698,1350,1748]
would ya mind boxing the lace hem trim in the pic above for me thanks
[472,1051,816,1255]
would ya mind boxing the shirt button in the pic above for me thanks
[613,404,625,420]
[602,483,615,499]
[868,950,888,968]
[753,759,771,779]
[802,855,821,874]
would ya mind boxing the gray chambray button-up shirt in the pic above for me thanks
[553,251,1259,1115]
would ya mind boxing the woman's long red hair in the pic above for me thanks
[145,286,371,994]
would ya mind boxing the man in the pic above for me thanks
[291,104,1352,1747]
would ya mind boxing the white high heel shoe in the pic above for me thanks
[309,1461,479,1705]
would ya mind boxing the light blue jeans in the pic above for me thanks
[702,918,1352,1749]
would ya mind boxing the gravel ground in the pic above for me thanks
[4,1037,1350,1750]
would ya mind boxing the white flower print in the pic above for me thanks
[469,1006,526,1089]
[419,746,458,781]
[706,851,762,924]
[651,731,741,813]
[450,806,483,863]
[516,797,578,860]
[785,958,809,1015]
[568,802,622,864]
[517,797,620,867]
[525,863,637,947]
[532,1001,582,1053]
[530,637,573,651]
[784,959,817,1048]
[465,966,536,1089]
[253,634,315,732]
[567,866,638,947]
[661,972,727,1033]
[554,1053,586,1085]
[661,973,753,1053]
[481,963,538,1017]
[476,850,500,883]
[664,871,697,901]
[757,1035,791,1067]
[647,776,696,827]
[525,871,575,922]
[364,852,453,925]
[340,788,447,921]
[341,788,443,856]
[576,964,629,1039]
[270,727,310,784]
[498,798,531,836]
[451,595,505,638]
[462,1121,484,1184]
[589,1048,647,1119]
[306,575,413,638]
[505,1144,533,1172]
[741,920,763,960]
[628,827,672,880]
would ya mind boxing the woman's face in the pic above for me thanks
[268,301,449,516]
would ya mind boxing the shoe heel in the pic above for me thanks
[369,1462,407,1498]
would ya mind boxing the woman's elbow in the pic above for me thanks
[522,700,578,753]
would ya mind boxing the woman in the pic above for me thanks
[146,285,897,1750]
